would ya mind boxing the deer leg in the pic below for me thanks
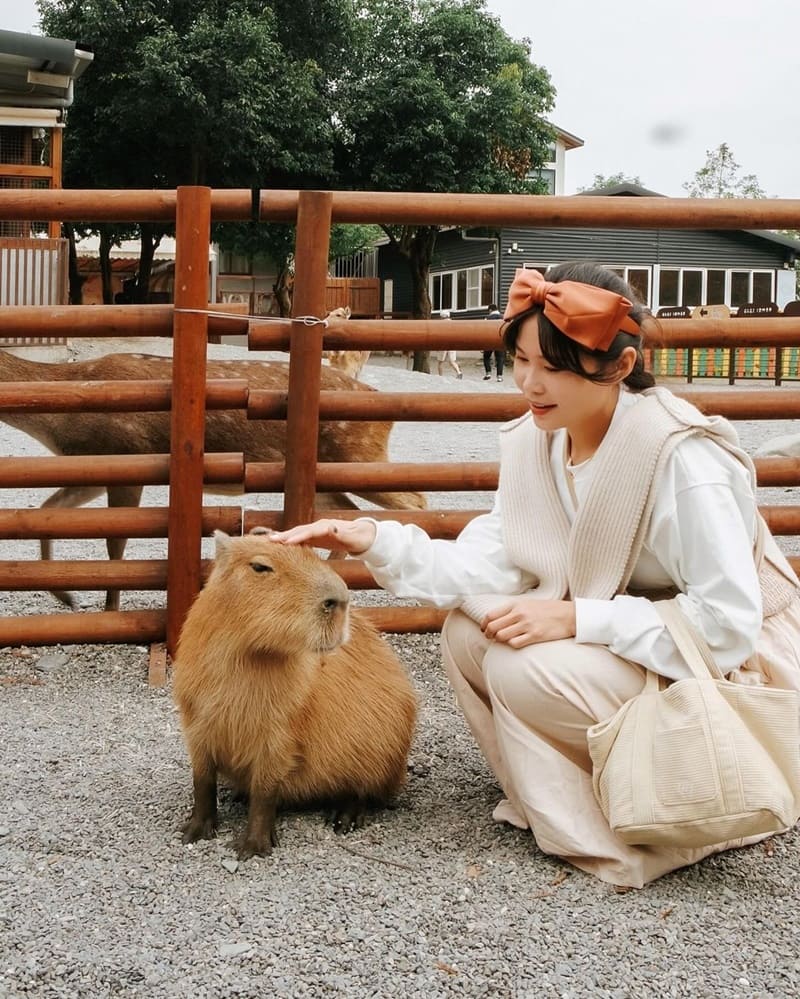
[103,484,144,611]
[39,486,107,609]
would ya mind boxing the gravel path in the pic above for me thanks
[2,344,800,998]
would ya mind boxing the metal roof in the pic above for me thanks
[0,28,93,112]
[580,183,800,254]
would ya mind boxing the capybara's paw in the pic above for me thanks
[327,799,368,835]
[181,814,218,844]
[235,827,278,861]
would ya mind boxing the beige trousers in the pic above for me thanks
[439,607,800,888]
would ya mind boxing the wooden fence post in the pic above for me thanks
[283,191,333,527]
[166,186,211,655]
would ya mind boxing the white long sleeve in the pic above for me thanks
[360,405,765,681]
[362,495,535,607]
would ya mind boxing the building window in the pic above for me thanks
[752,271,774,304]
[431,265,494,313]
[660,268,704,308]
[530,168,556,194]
[660,269,679,307]
[682,270,703,308]
[731,271,750,308]
[609,266,652,306]
[707,270,726,304]
[657,267,775,310]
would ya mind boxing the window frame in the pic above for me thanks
[430,263,495,314]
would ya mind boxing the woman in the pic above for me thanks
[270,261,800,887]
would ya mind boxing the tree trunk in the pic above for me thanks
[403,226,438,374]
[64,223,83,304]
[135,223,160,303]
[99,226,114,305]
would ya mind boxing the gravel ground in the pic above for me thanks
[2,344,800,998]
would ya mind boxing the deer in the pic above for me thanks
[0,347,425,611]
[322,307,372,379]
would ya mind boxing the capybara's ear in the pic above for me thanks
[213,530,232,565]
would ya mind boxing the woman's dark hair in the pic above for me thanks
[501,260,658,391]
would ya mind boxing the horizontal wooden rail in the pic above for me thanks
[247,390,526,422]
[2,188,800,229]
[0,605,436,644]
[258,191,800,230]
[0,189,253,223]
[360,606,448,633]
[0,379,249,413]
[0,452,243,487]
[244,460,499,493]
[0,609,166,647]
[753,458,800,486]
[680,390,800,420]
[247,387,800,423]
[0,506,242,539]
[249,316,800,352]
[0,304,247,338]
[0,560,169,590]
[0,305,795,349]
[244,457,800,496]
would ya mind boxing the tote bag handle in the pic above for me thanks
[654,600,725,682]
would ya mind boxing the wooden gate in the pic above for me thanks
[325,277,380,316]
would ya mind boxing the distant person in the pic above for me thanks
[437,310,463,379]
[483,303,504,382]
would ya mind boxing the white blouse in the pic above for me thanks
[359,391,762,681]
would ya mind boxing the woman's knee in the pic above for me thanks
[483,639,576,714]
[441,611,491,687]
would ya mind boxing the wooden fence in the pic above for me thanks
[1,186,800,674]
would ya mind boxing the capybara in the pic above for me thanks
[172,530,418,860]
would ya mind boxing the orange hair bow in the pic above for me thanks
[503,268,640,352]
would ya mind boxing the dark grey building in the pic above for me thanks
[378,184,800,318]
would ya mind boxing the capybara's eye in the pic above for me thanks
[250,562,274,574]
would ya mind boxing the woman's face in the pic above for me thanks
[511,315,620,438]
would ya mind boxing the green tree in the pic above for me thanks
[213,222,384,316]
[683,143,799,297]
[578,172,643,192]
[334,0,555,369]
[683,143,766,199]
[38,0,555,339]
[37,0,351,301]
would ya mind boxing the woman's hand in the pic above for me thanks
[266,518,377,556]
[481,598,576,648]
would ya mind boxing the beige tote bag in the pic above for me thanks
[587,600,800,848]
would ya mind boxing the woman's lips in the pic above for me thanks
[530,403,555,415]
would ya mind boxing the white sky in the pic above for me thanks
[5,0,800,199]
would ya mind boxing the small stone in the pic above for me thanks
[219,942,252,958]
[34,652,70,673]
[221,858,239,874]
[0,827,9,836]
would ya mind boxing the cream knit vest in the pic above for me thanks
[460,387,797,622]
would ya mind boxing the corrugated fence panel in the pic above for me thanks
[0,237,69,345]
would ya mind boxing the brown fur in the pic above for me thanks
[172,531,418,859]
[322,306,371,379]
[0,348,425,609]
